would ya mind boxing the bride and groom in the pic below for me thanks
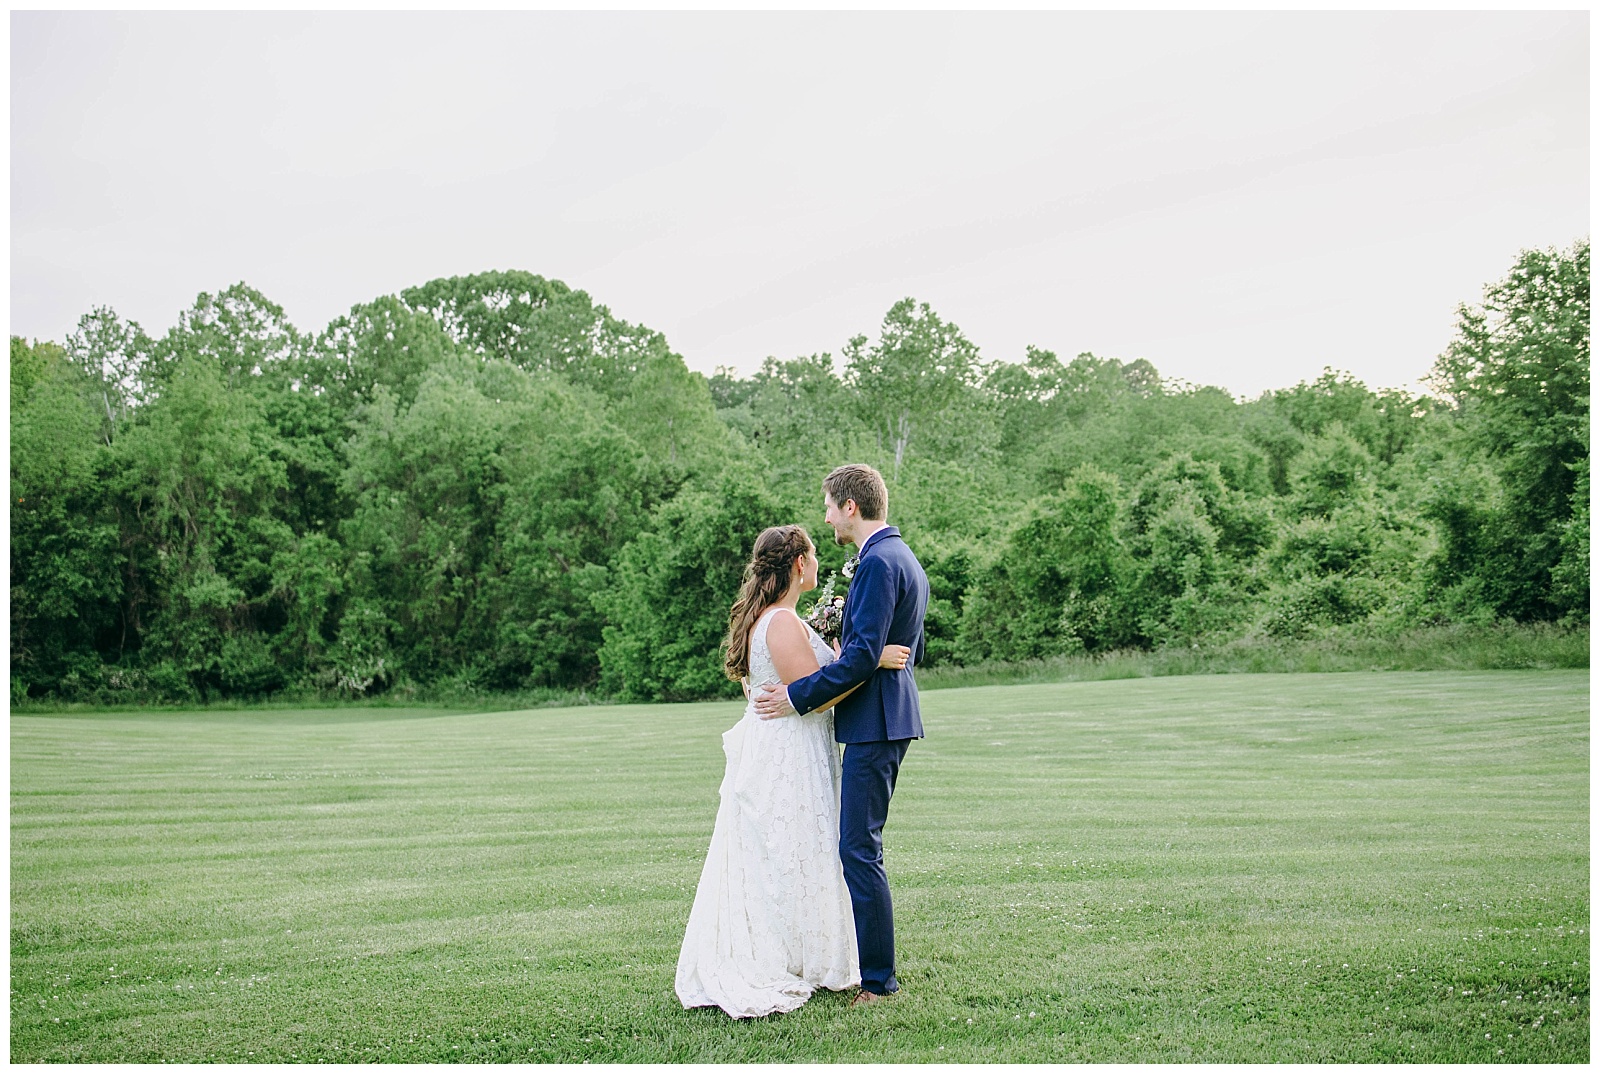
[675,463,930,1019]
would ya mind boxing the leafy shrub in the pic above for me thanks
[593,465,782,703]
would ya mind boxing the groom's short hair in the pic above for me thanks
[823,464,888,521]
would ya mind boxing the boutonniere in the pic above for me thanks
[841,554,860,580]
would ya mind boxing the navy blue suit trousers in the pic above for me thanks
[840,738,910,994]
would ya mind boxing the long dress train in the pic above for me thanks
[674,607,859,1018]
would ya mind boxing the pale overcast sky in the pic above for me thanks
[10,10,1589,398]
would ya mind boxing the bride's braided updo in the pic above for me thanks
[724,525,813,682]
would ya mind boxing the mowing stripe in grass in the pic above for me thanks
[11,670,1588,1062]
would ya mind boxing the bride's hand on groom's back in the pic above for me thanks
[878,644,910,670]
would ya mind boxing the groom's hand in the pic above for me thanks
[755,683,795,720]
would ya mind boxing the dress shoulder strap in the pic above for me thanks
[755,605,803,629]
[749,605,787,655]
[748,606,797,687]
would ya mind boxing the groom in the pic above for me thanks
[755,463,928,1005]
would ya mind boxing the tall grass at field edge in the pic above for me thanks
[915,621,1591,690]
[11,621,1587,714]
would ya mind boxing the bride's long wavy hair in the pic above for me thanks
[724,525,813,682]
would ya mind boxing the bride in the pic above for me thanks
[674,524,911,1019]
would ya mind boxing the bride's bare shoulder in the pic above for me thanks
[764,608,820,680]
[763,606,807,646]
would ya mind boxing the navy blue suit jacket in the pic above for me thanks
[787,526,929,743]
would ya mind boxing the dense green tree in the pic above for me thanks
[843,299,996,481]
[1133,489,1225,644]
[399,271,598,378]
[335,358,657,693]
[312,296,463,410]
[489,375,654,689]
[150,284,303,391]
[1254,424,1435,637]
[716,354,857,493]
[113,353,291,697]
[1130,453,1273,559]
[10,339,123,698]
[608,344,729,480]
[10,245,1586,704]
[63,308,154,445]
[401,271,730,485]
[1427,239,1590,619]
[10,335,62,400]
[1550,418,1590,612]
[957,465,1133,661]
[1117,453,1271,644]
[593,465,783,702]
[1023,359,1238,493]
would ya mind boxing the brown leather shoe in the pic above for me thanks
[851,988,896,1007]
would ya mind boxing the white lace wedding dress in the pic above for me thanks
[674,606,860,1018]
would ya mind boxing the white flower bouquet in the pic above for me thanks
[803,571,846,643]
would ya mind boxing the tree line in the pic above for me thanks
[9,242,1589,705]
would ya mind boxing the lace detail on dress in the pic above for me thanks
[674,606,858,1018]
[747,606,836,693]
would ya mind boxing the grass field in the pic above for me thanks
[10,670,1590,1062]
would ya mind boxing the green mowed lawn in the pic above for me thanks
[11,671,1589,1062]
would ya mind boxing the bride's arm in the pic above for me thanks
[767,611,823,682]
[767,614,908,713]
[807,645,910,710]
